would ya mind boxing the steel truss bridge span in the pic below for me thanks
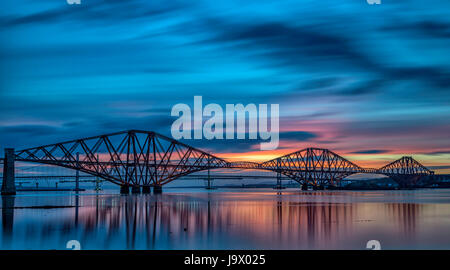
[8,130,434,190]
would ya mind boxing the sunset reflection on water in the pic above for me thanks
[2,189,450,250]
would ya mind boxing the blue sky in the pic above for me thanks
[0,0,449,171]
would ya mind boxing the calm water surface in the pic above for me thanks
[2,188,450,250]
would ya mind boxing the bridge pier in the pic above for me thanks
[312,185,325,190]
[142,186,151,194]
[153,185,162,194]
[273,168,285,189]
[131,186,141,194]
[301,184,308,190]
[389,175,423,189]
[120,185,130,194]
[1,148,16,196]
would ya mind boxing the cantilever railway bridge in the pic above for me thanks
[1,130,434,194]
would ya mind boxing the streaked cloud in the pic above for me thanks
[0,0,449,171]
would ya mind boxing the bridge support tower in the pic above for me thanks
[131,186,141,194]
[75,152,81,191]
[142,185,151,194]
[120,185,130,194]
[301,183,308,190]
[273,159,285,190]
[1,148,16,196]
[153,185,162,194]
[205,156,215,190]
[273,171,285,189]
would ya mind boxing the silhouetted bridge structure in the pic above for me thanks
[1,130,435,195]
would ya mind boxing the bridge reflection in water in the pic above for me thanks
[2,190,450,249]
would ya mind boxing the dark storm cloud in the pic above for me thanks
[387,66,450,89]
[0,114,174,152]
[300,77,340,90]
[141,107,172,114]
[6,5,449,94]
[279,131,318,141]
[63,121,84,127]
[142,67,188,74]
[340,118,449,138]
[336,80,385,96]
[290,78,384,98]
[1,0,186,27]
[180,130,318,153]
[97,114,174,135]
[0,125,69,151]
[382,20,450,39]
[0,125,59,135]
[194,18,450,94]
[1,7,67,26]
[350,149,391,154]
[183,138,261,153]
[424,151,450,155]
[201,21,378,72]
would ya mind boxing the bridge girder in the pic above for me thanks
[14,130,227,187]
[377,156,434,187]
[259,148,365,186]
[378,156,433,175]
[8,130,435,188]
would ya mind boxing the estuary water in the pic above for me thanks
[1,188,450,250]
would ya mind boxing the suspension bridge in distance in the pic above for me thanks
[1,130,435,195]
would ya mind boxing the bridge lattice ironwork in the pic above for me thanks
[5,130,435,188]
[14,130,227,187]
